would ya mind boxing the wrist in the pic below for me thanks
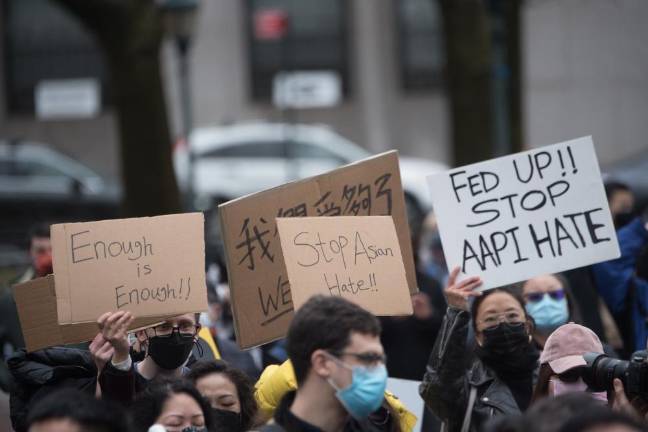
[112,347,130,364]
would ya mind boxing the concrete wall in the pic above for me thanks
[523,0,648,163]
[2,0,648,183]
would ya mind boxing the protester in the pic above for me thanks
[420,267,540,432]
[198,282,261,379]
[187,360,257,432]
[523,393,614,432]
[8,346,99,432]
[258,295,398,432]
[523,274,578,349]
[557,409,645,432]
[605,181,636,229]
[0,222,52,390]
[253,358,415,431]
[130,378,213,432]
[531,323,606,403]
[97,311,202,403]
[25,388,128,432]
[593,211,648,353]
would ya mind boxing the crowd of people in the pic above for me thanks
[0,179,647,432]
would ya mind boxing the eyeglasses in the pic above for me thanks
[328,351,387,367]
[525,290,565,303]
[478,311,525,328]
[151,322,200,337]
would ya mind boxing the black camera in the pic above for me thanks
[583,350,648,397]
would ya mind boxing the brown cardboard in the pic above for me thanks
[51,213,207,324]
[277,216,413,315]
[14,276,170,352]
[219,151,416,348]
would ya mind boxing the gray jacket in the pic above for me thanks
[419,307,527,432]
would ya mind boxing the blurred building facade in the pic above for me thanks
[0,0,647,182]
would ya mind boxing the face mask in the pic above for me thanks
[481,322,530,356]
[147,332,194,370]
[614,212,635,229]
[550,377,608,402]
[212,408,242,432]
[180,427,207,432]
[526,295,569,331]
[34,253,53,277]
[328,359,387,419]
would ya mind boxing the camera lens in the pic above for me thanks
[582,352,628,392]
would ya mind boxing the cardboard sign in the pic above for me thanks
[427,136,620,290]
[51,213,208,324]
[219,151,416,348]
[277,216,413,315]
[14,276,168,352]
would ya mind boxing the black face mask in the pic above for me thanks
[475,322,539,376]
[147,332,195,370]
[212,408,243,432]
[614,211,636,229]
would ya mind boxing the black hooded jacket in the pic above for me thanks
[7,347,98,432]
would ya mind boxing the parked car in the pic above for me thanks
[0,139,120,253]
[173,122,448,222]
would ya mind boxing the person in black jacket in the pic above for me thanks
[97,311,202,404]
[7,347,98,432]
[420,267,540,432]
[262,295,395,432]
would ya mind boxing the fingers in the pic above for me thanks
[457,276,482,290]
[447,266,461,288]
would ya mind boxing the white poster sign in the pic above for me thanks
[427,136,620,290]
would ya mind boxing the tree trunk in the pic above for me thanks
[503,0,523,154]
[54,0,181,217]
[439,0,495,166]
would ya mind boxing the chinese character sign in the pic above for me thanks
[219,151,416,348]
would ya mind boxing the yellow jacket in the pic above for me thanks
[254,360,417,432]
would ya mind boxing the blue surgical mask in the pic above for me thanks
[328,359,387,419]
[526,294,568,331]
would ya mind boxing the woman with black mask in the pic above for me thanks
[187,360,258,432]
[420,267,539,432]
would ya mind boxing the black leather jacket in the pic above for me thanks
[420,307,533,432]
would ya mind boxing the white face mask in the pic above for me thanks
[550,377,608,402]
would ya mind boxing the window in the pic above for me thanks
[396,0,444,91]
[3,0,109,114]
[204,142,286,158]
[289,141,340,159]
[246,0,349,101]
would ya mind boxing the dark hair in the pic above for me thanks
[470,284,531,333]
[187,360,257,430]
[287,295,381,384]
[604,180,632,200]
[26,388,128,432]
[530,362,555,403]
[525,392,604,432]
[129,378,214,432]
[557,408,644,432]
[27,222,50,248]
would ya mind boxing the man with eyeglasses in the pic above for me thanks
[96,311,201,403]
[261,295,395,432]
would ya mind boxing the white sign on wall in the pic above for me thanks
[427,136,620,290]
[273,71,341,109]
[35,78,100,120]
